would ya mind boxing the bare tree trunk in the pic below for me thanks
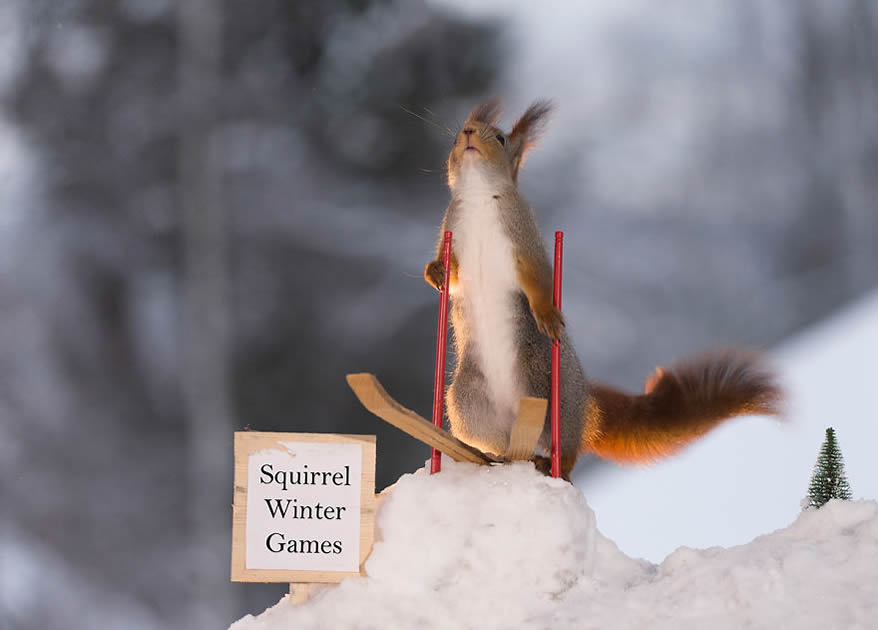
[178,0,236,625]
[842,0,878,290]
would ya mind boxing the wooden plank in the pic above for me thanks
[346,373,499,465]
[231,432,376,583]
[505,397,548,460]
[289,583,309,605]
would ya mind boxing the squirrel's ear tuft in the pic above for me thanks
[510,100,553,148]
[466,98,503,125]
[508,100,553,179]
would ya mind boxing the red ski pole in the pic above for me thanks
[551,231,564,478]
[430,231,453,474]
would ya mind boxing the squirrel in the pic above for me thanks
[424,99,782,481]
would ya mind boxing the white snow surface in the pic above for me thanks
[231,460,878,630]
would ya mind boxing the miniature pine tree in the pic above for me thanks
[806,427,852,509]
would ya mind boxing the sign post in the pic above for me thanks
[231,432,376,594]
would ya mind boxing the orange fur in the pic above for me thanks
[515,255,562,340]
[581,351,783,464]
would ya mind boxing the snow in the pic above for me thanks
[230,460,878,630]
[230,291,878,628]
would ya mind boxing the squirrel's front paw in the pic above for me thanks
[424,260,445,291]
[532,302,564,340]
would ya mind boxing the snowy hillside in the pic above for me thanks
[231,461,878,630]
[578,289,878,562]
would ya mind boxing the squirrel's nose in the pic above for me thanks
[463,128,475,136]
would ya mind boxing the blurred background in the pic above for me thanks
[0,1,876,628]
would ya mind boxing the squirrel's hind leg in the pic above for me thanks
[446,358,512,458]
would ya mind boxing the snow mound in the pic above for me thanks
[231,461,878,630]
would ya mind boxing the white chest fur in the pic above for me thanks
[451,165,523,419]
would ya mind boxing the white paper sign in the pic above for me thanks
[244,441,363,572]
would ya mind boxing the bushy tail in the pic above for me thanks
[581,351,783,464]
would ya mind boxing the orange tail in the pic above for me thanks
[581,351,783,464]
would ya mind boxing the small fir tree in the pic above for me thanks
[806,427,852,509]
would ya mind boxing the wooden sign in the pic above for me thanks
[231,432,376,583]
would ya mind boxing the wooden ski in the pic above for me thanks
[506,397,548,461]
[346,373,546,465]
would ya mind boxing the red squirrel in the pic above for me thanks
[424,100,782,480]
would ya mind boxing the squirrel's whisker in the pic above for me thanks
[399,105,455,138]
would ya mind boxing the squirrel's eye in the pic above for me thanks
[496,134,505,146]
